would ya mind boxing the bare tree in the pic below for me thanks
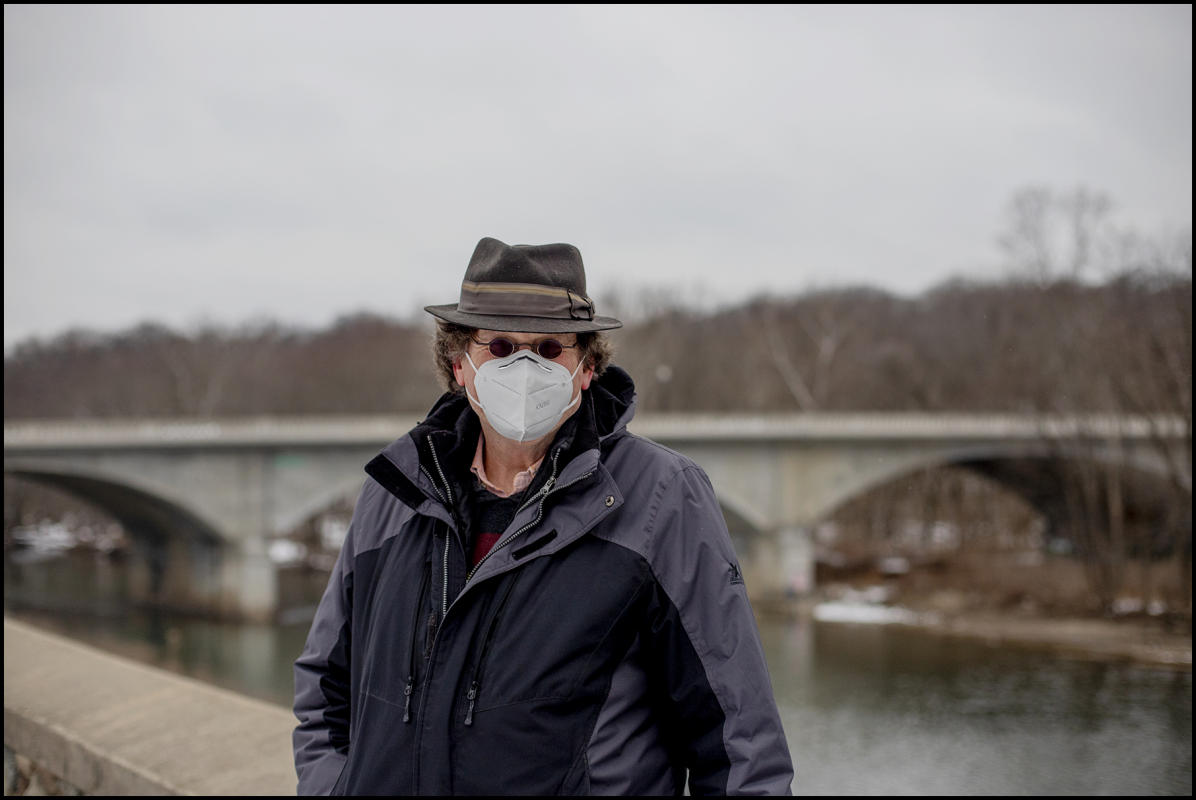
[997,187,1191,615]
[761,303,817,410]
[997,185,1115,284]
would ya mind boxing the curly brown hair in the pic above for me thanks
[432,321,613,393]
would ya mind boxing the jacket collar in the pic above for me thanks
[366,366,637,516]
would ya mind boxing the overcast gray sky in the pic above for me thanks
[4,4,1192,346]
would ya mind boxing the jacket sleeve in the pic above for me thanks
[292,497,359,795]
[641,465,794,796]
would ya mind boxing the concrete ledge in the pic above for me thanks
[3,617,296,795]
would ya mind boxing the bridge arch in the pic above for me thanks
[715,493,770,563]
[804,447,1185,554]
[274,475,369,538]
[793,439,1186,530]
[4,464,262,618]
[5,465,224,546]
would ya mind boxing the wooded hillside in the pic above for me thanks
[4,273,1190,419]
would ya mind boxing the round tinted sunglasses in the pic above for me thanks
[471,336,578,360]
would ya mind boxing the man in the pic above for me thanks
[293,237,794,795]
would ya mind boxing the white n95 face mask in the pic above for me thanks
[464,350,584,443]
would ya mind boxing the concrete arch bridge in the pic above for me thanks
[4,414,1188,621]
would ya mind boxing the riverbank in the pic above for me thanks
[758,592,1192,670]
[907,608,1191,669]
[754,548,1194,670]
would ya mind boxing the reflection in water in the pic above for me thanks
[4,550,1192,795]
[761,618,1192,795]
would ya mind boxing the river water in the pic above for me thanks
[4,549,1191,795]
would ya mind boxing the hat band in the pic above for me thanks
[458,281,595,321]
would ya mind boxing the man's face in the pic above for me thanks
[453,329,594,440]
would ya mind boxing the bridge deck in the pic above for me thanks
[4,413,1186,450]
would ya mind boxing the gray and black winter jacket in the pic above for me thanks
[292,367,794,795]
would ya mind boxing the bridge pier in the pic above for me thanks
[221,538,278,623]
[123,534,277,623]
[740,524,815,602]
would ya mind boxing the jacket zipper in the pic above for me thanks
[463,571,522,726]
[426,439,455,617]
[402,560,432,723]
[418,460,455,621]
[419,465,446,503]
[459,448,600,725]
[409,440,596,791]
[464,448,599,584]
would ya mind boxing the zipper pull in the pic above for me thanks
[402,676,414,723]
[464,681,478,726]
[540,449,561,494]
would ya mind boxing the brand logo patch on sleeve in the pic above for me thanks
[728,562,744,586]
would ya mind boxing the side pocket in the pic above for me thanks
[461,570,522,724]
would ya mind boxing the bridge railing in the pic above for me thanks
[4,413,1188,450]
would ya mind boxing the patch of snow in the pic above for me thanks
[1113,597,1144,615]
[813,602,921,625]
[10,521,77,552]
[268,538,307,565]
[877,556,909,576]
[848,585,892,604]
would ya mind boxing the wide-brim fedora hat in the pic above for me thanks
[425,237,623,333]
